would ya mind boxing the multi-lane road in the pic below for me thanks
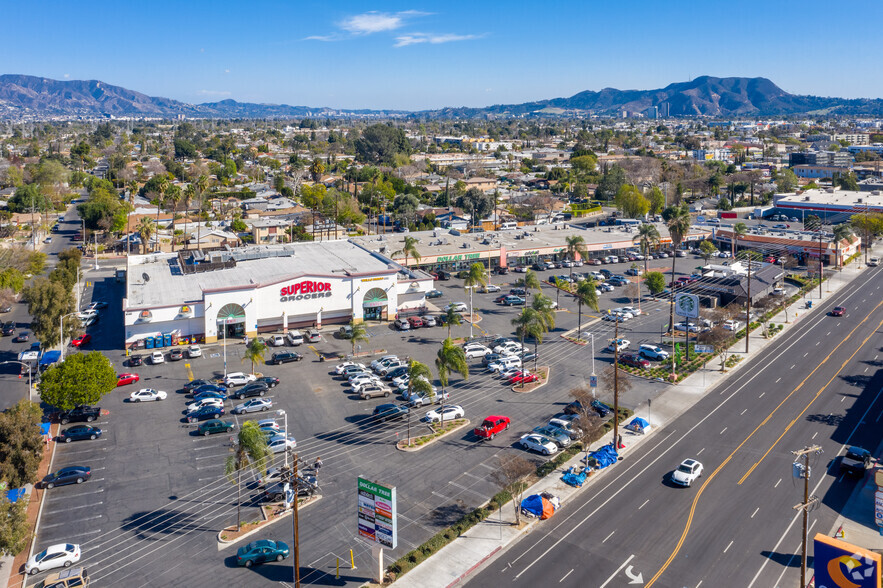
[467,263,883,588]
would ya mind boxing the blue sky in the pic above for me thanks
[4,0,881,110]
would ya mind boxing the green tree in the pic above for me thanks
[574,279,599,340]
[309,158,325,182]
[834,172,859,192]
[7,184,51,214]
[347,320,369,356]
[565,235,587,281]
[225,421,272,530]
[38,352,116,410]
[393,236,421,268]
[663,203,692,370]
[242,337,267,375]
[775,168,798,193]
[699,240,718,263]
[0,399,44,488]
[454,188,494,229]
[0,269,25,294]
[517,269,542,293]
[165,184,182,251]
[731,222,748,258]
[646,186,666,215]
[354,124,412,166]
[0,492,31,556]
[614,185,651,219]
[596,165,627,202]
[463,262,488,293]
[22,278,76,348]
[435,338,468,422]
[443,306,462,339]
[230,217,248,233]
[832,223,854,270]
[633,223,661,276]
[570,154,598,177]
[645,271,666,294]
[137,217,155,254]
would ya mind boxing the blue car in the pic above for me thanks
[57,425,102,443]
[186,405,224,423]
[237,539,290,567]
[192,390,228,401]
[190,384,227,396]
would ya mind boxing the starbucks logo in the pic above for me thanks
[676,294,697,316]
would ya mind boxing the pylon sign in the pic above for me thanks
[813,534,880,588]
[674,293,700,318]
[358,477,397,549]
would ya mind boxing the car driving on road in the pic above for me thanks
[671,459,703,487]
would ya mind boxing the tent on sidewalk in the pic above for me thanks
[582,443,619,469]
[520,493,557,519]
[625,417,650,434]
[562,465,589,487]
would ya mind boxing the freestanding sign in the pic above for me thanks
[675,293,700,318]
[813,533,881,588]
[358,477,397,549]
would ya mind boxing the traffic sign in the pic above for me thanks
[589,375,597,388]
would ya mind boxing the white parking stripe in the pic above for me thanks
[41,514,103,529]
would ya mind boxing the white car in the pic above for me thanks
[599,283,614,292]
[269,335,286,347]
[481,284,502,293]
[352,378,386,394]
[224,372,257,387]
[607,338,630,352]
[392,373,411,387]
[620,306,642,316]
[722,320,742,331]
[186,398,224,412]
[336,361,367,375]
[232,398,273,414]
[424,404,465,423]
[444,302,468,313]
[267,435,297,454]
[369,356,398,371]
[25,543,81,576]
[187,345,202,358]
[498,367,528,381]
[150,351,165,364]
[612,309,635,319]
[493,341,523,355]
[377,360,408,375]
[464,344,491,359]
[76,309,98,321]
[673,322,701,333]
[671,459,703,487]
[349,372,381,386]
[487,357,522,372]
[519,433,558,456]
[409,390,450,407]
[772,287,786,296]
[130,388,167,402]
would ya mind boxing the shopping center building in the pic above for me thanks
[122,241,434,348]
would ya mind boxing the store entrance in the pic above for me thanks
[363,306,383,321]
[218,321,245,338]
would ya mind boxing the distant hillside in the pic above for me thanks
[0,73,881,119]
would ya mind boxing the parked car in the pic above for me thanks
[236,540,290,568]
[422,315,437,327]
[189,383,227,397]
[168,348,184,361]
[187,405,225,423]
[233,382,270,399]
[620,353,650,369]
[33,566,89,587]
[70,333,91,348]
[426,289,443,299]
[57,406,100,425]
[269,335,286,347]
[394,318,411,331]
[270,351,303,365]
[840,446,872,477]
[639,344,670,361]
[197,419,235,436]
[2,321,17,336]
[671,459,703,487]
[41,466,92,489]
[25,544,81,576]
[372,403,410,422]
[12,332,29,343]
[407,316,424,328]
[444,302,468,313]
[267,435,297,453]
[224,372,257,387]
[257,376,280,389]
[130,388,167,402]
[187,345,202,358]
[673,322,701,333]
[424,404,465,423]
[186,398,224,413]
[464,344,491,359]
[183,379,215,393]
[232,398,273,414]
[532,425,571,447]
[359,383,393,399]
[474,415,510,440]
[501,295,525,306]
[606,338,630,352]
[722,320,742,331]
[58,425,102,443]
[480,284,501,293]
[519,433,558,456]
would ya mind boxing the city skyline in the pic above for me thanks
[5,0,883,110]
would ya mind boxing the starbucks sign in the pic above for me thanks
[675,293,700,318]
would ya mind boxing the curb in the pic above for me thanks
[510,366,550,394]
[216,494,322,550]
[397,419,471,452]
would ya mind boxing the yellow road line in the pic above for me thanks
[185,362,194,382]
[645,300,883,587]
[307,345,321,357]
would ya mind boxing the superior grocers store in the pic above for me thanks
[122,241,433,348]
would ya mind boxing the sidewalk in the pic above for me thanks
[389,252,880,588]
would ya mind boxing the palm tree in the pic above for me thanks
[463,262,488,291]
[125,181,138,257]
[242,337,268,374]
[531,293,556,332]
[732,222,748,259]
[155,175,169,251]
[225,421,272,530]
[574,279,600,341]
[565,235,587,281]
[182,184,196,250]
[435,338,468,424]
[511,308,543,377]
[443,307,462,339]
[663,204,692,375]
[517,269,542,293]
[405,360,434,445]
[832,224,853,271]
[166,184,182,252]
[195,175,209,250]
[348,320,369,357]
[633,224,660,276]
[393,235,421,268]
[136,217,154,254]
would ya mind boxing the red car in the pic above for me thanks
[474,415,511,440]
[620,353,650,369]
[70,333,91,348]
[509,373,539,385]
[117,373,140,386]
[830,306,845,317]
[407,316,424,328]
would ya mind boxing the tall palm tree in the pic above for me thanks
[633,224,660,276]
[242,337,267,375]
[832,224,853,270]
[518,269,542,293]
[663,203,691,375]
[165,184,182,252]
[443,307,462,339]
[348,320,369,357]
[125,181,138,257]
[393,235,421,268]
[435,338,468,423]
[225,421,271,530]
[463,262,488,298]
[182,184,196,250]
[732,222,748,259]
[195,175,209,250]
[405,360,434,445]
[565,235,587,281]
[511,308,542,377]
[574,279,600,340]
[155,175,169,252]
[531,293,556,332]
[136,217,154,254]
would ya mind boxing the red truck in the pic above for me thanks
[474,415,511,440]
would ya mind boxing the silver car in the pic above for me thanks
[232,398,273,414]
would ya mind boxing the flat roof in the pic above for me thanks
[125,240,395,309]
[776,189,883,210]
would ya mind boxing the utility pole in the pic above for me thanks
[613,316,620,450]
[282,453,301,588]
[792,445,822,588]
[745,254,751,354]
[818,229,824,299]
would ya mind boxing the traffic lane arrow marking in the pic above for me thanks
[626,564,644,584]
[599,554,635,588]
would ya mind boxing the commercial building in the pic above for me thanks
[774,188,883,221]
[122,241,433,348]
[714,225,859,266]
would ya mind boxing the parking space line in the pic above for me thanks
[194,452,231,461]
[46,488,104,501]
[41,514,103,529]
[43,501,103,515]
[58,528,103,541]
[55,446,109,457]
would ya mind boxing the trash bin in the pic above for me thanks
[163,334,172,347]
[145,337,154,349]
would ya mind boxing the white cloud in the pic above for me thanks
[224,69,230,74]
[63,73,70,78]
[394,33,480,48]
[339,10,429,35]
[198,90,231,96]
[304,34,341,42]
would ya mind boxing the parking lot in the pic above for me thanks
[10,248,750,586]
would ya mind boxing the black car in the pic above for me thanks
[591,400,611,417]
[128,354,144,367]
[41,466,92,488]
[190,384,228,396]
[599,269,613,278]
[385,366,408,381]
[840,446,872,476]
[1,321,15,336]
[58,425,102,443]
[257,376,279,388]
[509,287,527,296]
[532,262,548,271]
[372,403,409,422]
[435,270,451,281]
[494,267,510,275]
[57,405,101,425]
[233,382,270,400]
[270,351,303,365]
[183,379,218,393]
[169,348,184,361]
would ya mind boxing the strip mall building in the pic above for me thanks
[123,241,433,347]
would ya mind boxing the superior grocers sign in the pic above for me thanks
[279,280,333,302]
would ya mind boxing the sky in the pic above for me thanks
[4,0,882,111]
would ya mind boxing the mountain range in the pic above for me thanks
[1,74,882,119]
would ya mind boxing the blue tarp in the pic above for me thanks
[40,422,51,436]
[6,488,25,503]
[561,465,588,487]
[582,443,618,469]
[520,494,545,517]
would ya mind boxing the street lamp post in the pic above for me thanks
[1,361,33,401]
[465,285,476,339]
[277,409,289,468]
[59,312,80,361]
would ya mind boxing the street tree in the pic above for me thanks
[435,338,468,422]
[646,186,666,215]
[347,320,369,357]
[38,352,116,410]
[225,421,272,530]
[698,240,718,263]
[242,337,267,375]
[490,454,536,526]
[0,492,30,556]
[633,224,660,276]
[22,277,76,348]
[574,279,599,340]
[644,271,666,294]
[663,203,692,373]
[0,399,44,488]
[569,387,606,461]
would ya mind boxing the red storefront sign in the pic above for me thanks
[280,280,333,302]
